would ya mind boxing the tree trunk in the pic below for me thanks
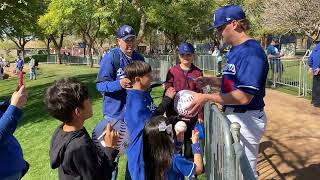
[131,0,146,45]
[50,33,64,64]
[46,37,51,62]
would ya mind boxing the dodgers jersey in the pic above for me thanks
[96,48,144,119]
[222,39,269,110]
[167,154,195,180]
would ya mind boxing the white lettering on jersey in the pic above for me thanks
[147,102,157,112]
[223,63,236,75]
[117,68,125,77]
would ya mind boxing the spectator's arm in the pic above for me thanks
[0,105,22,142]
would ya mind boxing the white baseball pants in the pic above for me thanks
[224,107,267,179]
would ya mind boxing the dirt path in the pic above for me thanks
[257,89,320,180]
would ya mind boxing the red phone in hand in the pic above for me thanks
[17,70,23,91]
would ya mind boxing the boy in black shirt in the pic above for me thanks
[44,78,119,180]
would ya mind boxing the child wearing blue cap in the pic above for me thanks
[164,42,204,162]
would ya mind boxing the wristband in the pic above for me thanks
[191,143,201,154]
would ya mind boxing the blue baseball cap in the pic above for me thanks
[178,43,195,54]
[117,25,136,40]
[209,5,246,30]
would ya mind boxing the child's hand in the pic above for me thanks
[103,123,119,149]
[120,78,132,89]
[165,87,176,99]
[11,85,28,109]
[175,131,184,142]
[198,118,203,124]
[191,130,199,144]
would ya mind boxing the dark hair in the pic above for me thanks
[143,116,175,180]
[238,19,250,31]
[44,78,88,123]
[124,61,152,82]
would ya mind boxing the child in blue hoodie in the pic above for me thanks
[124,61,176,180]
[0,86,28,179]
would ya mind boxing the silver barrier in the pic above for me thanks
[44,54,313,97]
[204,103,256,180]
[267,58,313,96]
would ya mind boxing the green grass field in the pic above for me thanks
[0,64,207,180]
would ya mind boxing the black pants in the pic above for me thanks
[183,122,196,161]
[312,75,320,107]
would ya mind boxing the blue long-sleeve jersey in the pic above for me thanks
[0,101,26,177]
[125,90,156,180]
[308,43,320,75]
[96,48,144,119]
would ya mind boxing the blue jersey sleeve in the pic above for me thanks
[236,52,268,95]
[308,50,314,69]
[0,105,22,142]
[172,154,195,178]
[96,52,122,93]
[266,45,274,55]
[308,44,320,71]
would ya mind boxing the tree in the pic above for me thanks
[0,0,46,58]
[260,0,320,42]
[146,0,214,50]
[38,0,74,64]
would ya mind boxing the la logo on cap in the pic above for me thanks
[124,26,132,34]
[226,17,231,21]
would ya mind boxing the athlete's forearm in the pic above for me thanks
[203,90,253,105]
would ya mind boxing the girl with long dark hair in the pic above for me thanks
[143,115,203,180]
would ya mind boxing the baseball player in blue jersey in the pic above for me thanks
[187,5,269,178]
[93,24,144,180]
[307,41,320,107]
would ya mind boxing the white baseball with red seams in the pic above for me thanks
[174,121,187,133]
[174,90,198,118]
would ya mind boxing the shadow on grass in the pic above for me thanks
[1,72,102,127]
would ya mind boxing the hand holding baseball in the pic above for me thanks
[176,131,184,143]
[186,92,207,115]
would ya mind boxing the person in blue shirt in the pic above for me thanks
[307,41,320,107]
[187,5,269,178]
[267,38,284,88]
[15,56,24,75]
[0,85,28,180]
[143,115,203,180]
[93,25,144,180]
[124,61,176,180]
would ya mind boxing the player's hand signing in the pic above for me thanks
[186,92,208,115]
[120,78,132,89]
[165,87,176,99]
